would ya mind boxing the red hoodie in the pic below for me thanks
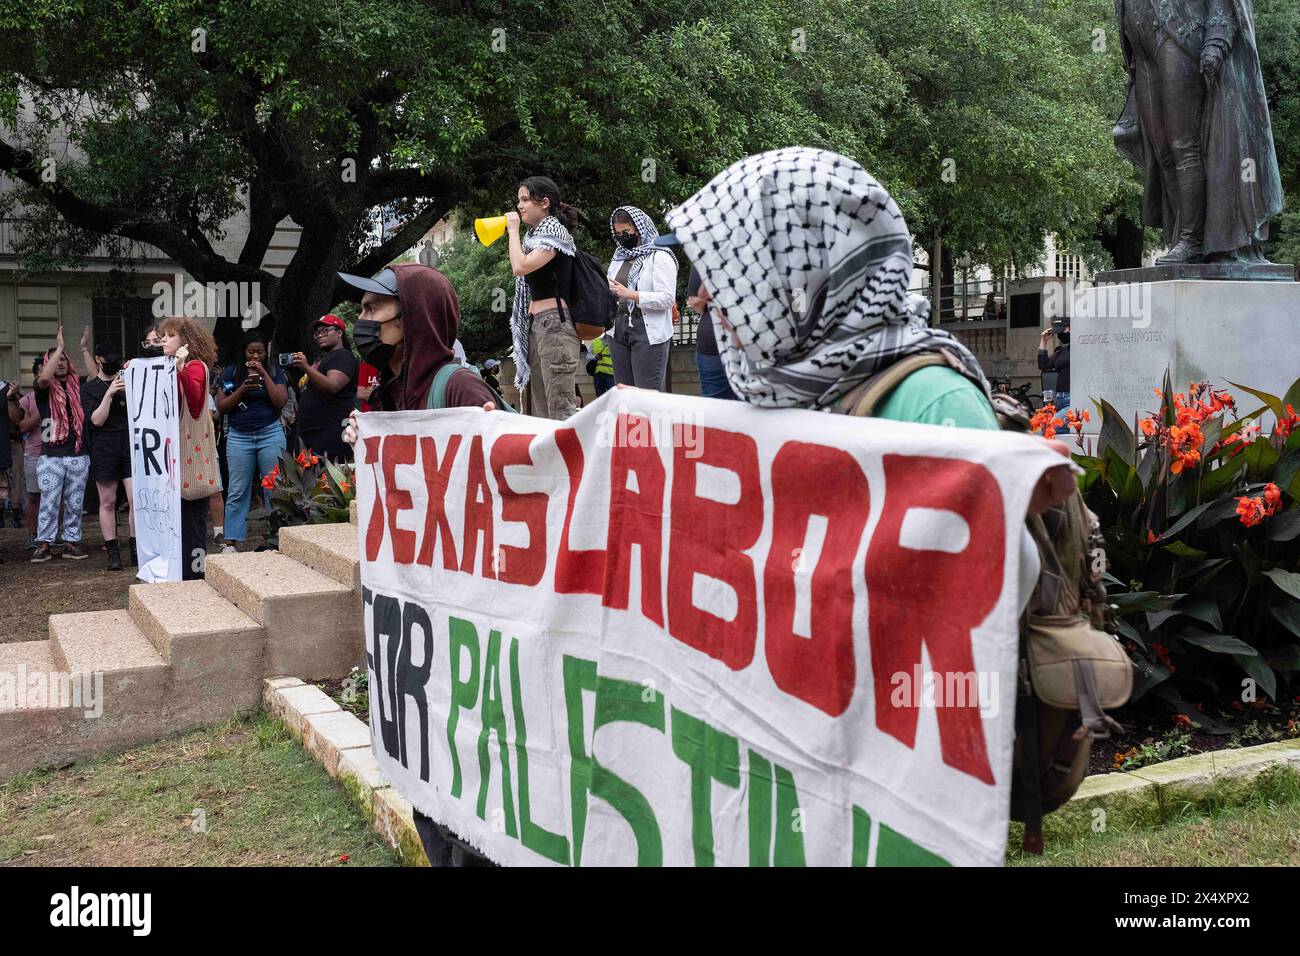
[372,264,495,411]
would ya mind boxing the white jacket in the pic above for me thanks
[606,250,679,346]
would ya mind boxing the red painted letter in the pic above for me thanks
[667,426,762,670]
[764,442,868,716]
[381,434,417,564]
[553,428,606,595]
[866,454,1004,785]
[490,434,548,587]
[417,434,461,570]
[604,414,666,626]
[460,435,496,578]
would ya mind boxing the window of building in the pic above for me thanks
[93,297,156,358]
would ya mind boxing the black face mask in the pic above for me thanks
[100,360,123,377]
[141,344,164,358]
[615,232,640,250]
[1057,331,1070,345]
[354,318,398,368]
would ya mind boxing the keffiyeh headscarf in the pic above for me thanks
[664,146,989,409]
[609,206,674,314]
[41,355,85,453]
[510,215,576,390]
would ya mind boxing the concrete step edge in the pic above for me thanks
[48,610,167,675]
[278,524,359,590]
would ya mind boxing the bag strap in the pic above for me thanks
[426,362,518,414]
[836,353,948,418]
[425,363,463,410]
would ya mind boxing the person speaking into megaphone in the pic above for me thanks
[504,176,581,421]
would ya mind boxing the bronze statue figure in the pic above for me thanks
[1113,0,1284,264]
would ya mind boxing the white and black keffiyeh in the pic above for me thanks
[664,146,990,409]
[609,205,674,314]
[511,215,576,390]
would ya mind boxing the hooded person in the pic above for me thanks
[657,146,1076,514]
[337,261,498,868]
[338,264,497,413]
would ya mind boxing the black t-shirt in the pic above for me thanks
[81,376,129,447]
[35,384,80,457]
[297,348,358,435]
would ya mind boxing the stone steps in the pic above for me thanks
[279,523,360,590]
[206,551,360,680]
[1,520,366,781]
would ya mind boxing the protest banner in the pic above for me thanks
[127,356,182,583]
[356,390,1063,866]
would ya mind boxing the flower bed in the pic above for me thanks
[1033,373,1300,755]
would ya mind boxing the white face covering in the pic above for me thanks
[666,146,989,409]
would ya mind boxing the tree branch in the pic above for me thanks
[0,137,273,286]
[345,197,455,277]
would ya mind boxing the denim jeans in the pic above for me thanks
[696,352,738,401]
[224,421,285,542]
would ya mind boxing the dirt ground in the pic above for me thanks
[0,503,272,646]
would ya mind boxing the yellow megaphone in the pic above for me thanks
[474,215,508,247]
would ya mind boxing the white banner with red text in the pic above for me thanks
[356,390,1061,866]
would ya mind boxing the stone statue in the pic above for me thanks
[1113,0,1285,264]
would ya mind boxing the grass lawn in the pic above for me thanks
[1010,767,1300,866]
[0,713,399,867]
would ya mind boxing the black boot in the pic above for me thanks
[106,539,122,572]
[1156,158,1206,264]
[128,537,138,566]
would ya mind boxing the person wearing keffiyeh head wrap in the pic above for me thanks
[606,205,678,390]
[660,146,1077,517]
[30,326,92,561]
[506,176,581,420]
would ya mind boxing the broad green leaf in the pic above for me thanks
[1110,591,1183,612]
[1156,501,1214,540]
[1273,450,1300,493]
[1281,377,1300,415]
[1270,600,1300,640]
[1220,405,1269,437]
[1268,509,1300,542]
[1180,629,1258,656]
[1175,595,1224,632]
[1197,451,1247,498]
[1162,541,1207,561]
[1097,397,1136,468]
[1129,657,1171,702]
[1233,654,1277,703]
[1264,568,1300,601]
[1114,617,1144,648]
[1244,435,1280,478]
[1227,381,1284,420]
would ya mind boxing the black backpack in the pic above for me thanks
[563,250,619,340]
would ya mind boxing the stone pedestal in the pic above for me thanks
[1071,280,1300,433]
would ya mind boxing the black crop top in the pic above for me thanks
[525,250,573,301]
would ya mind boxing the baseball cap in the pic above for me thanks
[315,314,346,331]
[652,233,682,248]
[336,267,399,299]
